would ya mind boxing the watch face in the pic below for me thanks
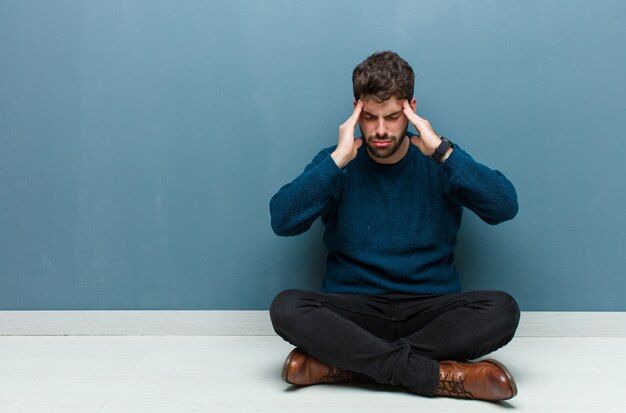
[437,139,450,153]
[431,138,451,164]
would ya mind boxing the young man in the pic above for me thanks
[269,51,520,401]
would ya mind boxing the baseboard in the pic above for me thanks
[0,311,270,336]
[1,311,625,336]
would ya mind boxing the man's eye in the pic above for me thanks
[386,116,400,121]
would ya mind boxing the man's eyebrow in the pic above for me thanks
[363,110,403,117]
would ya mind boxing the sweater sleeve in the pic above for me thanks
[270,148,345,236]
[439,145,519,225]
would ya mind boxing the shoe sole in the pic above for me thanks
[281,347,301,384]
[482,358,518,400]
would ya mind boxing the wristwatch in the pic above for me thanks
[430,136,454,164]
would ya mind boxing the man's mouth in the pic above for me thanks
[372,140,391,148]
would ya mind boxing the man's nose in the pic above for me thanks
[376,118,386,135]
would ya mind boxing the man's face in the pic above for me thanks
[357,97,415,163]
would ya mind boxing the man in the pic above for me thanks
[269,51,520,401]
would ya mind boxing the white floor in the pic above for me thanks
[0,335,624,413]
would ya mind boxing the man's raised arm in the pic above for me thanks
[401,100,518,225]
[270,101,364,235]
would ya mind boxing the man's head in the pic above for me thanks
[352,51,416,164]
[352,51,414,103]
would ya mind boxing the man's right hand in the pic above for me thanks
[331,100,363,169]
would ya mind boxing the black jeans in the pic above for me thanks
[269,289,520,396]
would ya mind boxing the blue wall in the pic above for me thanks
[1,1,625,310]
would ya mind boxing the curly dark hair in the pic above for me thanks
[352,51,414,102]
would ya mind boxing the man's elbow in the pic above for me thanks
[500,198,519,222]
[270,206,307,236]
[271,217,290,236]
[270,197,289,236]
[492,181,519,224]
[485,197,519,225]
[271,217,308,236]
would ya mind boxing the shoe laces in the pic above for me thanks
[438,371,473,399]
[322,365,353,383]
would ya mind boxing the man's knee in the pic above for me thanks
[269,289,307,333]
[489,290,521,336]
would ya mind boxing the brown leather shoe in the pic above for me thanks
[281,347,354,386]
[433,359,518,401]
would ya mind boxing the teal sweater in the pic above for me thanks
[270,136,518,295]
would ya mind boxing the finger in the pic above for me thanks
[354,137,363,149]
[402,99,427,122]
[351,99,363,118]
[411,111,426,122]
[404,108,430,132]
[347,100,364,125]
[401,99,416,115]
[402,100,419,122]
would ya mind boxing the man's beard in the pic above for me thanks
[362,124,408,159]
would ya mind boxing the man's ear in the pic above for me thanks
[353,99,358,108]
[409,98,417,111]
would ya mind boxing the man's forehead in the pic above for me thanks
[361,97,403,116]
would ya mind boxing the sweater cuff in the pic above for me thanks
[439,145,472,179]
[316,151,345,185]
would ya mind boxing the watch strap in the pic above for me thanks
[431,137,454,164]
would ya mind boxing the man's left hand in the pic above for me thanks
[402,100,452,161]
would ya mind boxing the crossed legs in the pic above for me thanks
[269,289,520,396]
